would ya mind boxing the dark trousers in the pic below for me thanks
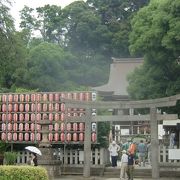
[127,165,134,180]
[111,156,118,167]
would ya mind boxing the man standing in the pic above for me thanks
[137,140,147,167]
[108,140,120,167]
[127,150,135,180]
[120,150,128,180]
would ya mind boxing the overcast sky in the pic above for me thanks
[10,0,80,30]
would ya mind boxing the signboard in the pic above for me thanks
[168,149,180,160]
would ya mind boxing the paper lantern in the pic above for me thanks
[55,103,59,111]
[19,104,24,112]
[31,113,35,122]
[31,123,35,131]
[19,133,23,141]
[7,113,12,122]
[25,113,29,122]
[14,104,18,112]
[43,103,48,112]
[60,113,64,121]
[8,104,12,112]
[91,133,96,142]
[25,94,30,102]
[85,92,90,101]
[2,123,6,131]
[66,133,71,142]
[31,103,36,112]
[73,133,78,142]
[36,133,41,141]
[60,123,65,131]
[48,133,53,142]
[7,133,12,141]
[49,113,53,122]
[13,123,18,131]
[19,123,23,131]
[30,133,35,141]
[20,94,24,102]
[25,123,29,132]
[31,94,36,102]
[2,104,6,112]
[54,123,59,131]
[79,92,84,101]
[25,104,29,112]
[43,94,48,101]
[8,94,13,102]
[2,95,7,102]
[13,113,18,122]
[37,103,41,112]
[13,133,17,141]
[54,133,59,142]
[66,123,71,131]
[42,113,48,120]
[54,113,59,121]
[2,114,6,122]
[36,94,41,102]
[73,123,78,131]
[60,103,65,111]
[37,113,41,122]
[79,123,84,131]
[25,133,29,141]
[79,133,84,141]
[55,93,59,101]
[49,125,53,131]
[60,133,65,142]
[7,123,12,131]
[49,93,53,101]
[19,113,24,122]
[49,103,53,112]
[1,133,6,141]
[13,94,18,102]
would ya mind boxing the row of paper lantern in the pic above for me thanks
[0,103,65,112]
[0,92,92,103]
[1,122,85,132]
[0,113,65,122]
[0,132,96,142]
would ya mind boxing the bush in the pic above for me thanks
[0,166,48,180]
[4,152,17,165]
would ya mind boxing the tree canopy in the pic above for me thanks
[128,0,180,99]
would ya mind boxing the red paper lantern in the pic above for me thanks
[60,113,64,121]
[13,133,17,141]
[31,113,35,122]
[25,133,29,141]
[37,103,41,112]
[2,104,6,112]
[36,94,41,102]
[31,123,35,131]
[49,93,53,101]
[43,103,48,112]
[19,133,23,141]
[25,104,29,112]
[37,124,41,132]
[54,133,59,142]
[7,113,12,122]
[79,133,84,141]
[13,113,18,122]
[19,123,23,131]
[20,94,24,102]
[73,93,77,100]
[13,123,18,131]
[49,103,53,112]
[19,104,24,112]
[54,113,59,121]
[55,93,59,101]
[19,113,24,122]
[60,123,65,131]
[66,133,71,142]
[60,93,65,98]
[54,123,59,131]
[67,93,72,99]
[49,113,53,122]
[60,133,65,142]
[30,133,35,141]
[7,123,12,131]
[25,123,29,131]
[85,92,90,101]
[2,123,6,131]
[91,132,96,142]
[31,103,36,112]
[13,94,18,102]
[37,113,41,122]
[66,123,71,131]
[14,104,18,112]
[42,113,48,120]
[25,113,29,122]
[49,125,53,131]
[79,123,84,131]
[48,133,53,142]
[2,114,6,122]
[8,104,12,112]
[8,94,13,102]
[36,133,41,141]
[73,133,78,142]
[1,133,6,141]
[2,95,7,102]
[7,133,12,141]
[43,94,48,101]
[73,123,78,131]
[60,103,65,111]
[25,94,30,102]
[55,103,59,111]
[79,92,84,101]
[31,94,36,102]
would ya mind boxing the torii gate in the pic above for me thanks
[63,94,180,179]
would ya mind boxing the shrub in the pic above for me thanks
[0,165,48,180]
[4,152,17,165]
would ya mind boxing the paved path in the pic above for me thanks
[54,176,179,180]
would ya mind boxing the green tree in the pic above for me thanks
[128,0,180,100]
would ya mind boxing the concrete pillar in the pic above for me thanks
[150,107,159,179]
[83,108,92,177]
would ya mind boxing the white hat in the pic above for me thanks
[112,141,116,144]
[122,150,126,153]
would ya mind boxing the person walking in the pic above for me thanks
[137,140,147,167]
[120,150,128,180]
[108,140,120,167]
[127,150,135,180]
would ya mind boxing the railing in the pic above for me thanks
[16,148,109,165]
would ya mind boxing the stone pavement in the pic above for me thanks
[54,176,180,180]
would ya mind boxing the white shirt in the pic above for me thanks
[108,143,120,156]
[121,153,128,163]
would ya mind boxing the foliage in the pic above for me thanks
[0,166,48,180]
[128,0,180,101]
[4,152,17,165]
[0,141,9,154]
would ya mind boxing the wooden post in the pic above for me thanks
[83,108,92,177]
[150,107,159,179]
